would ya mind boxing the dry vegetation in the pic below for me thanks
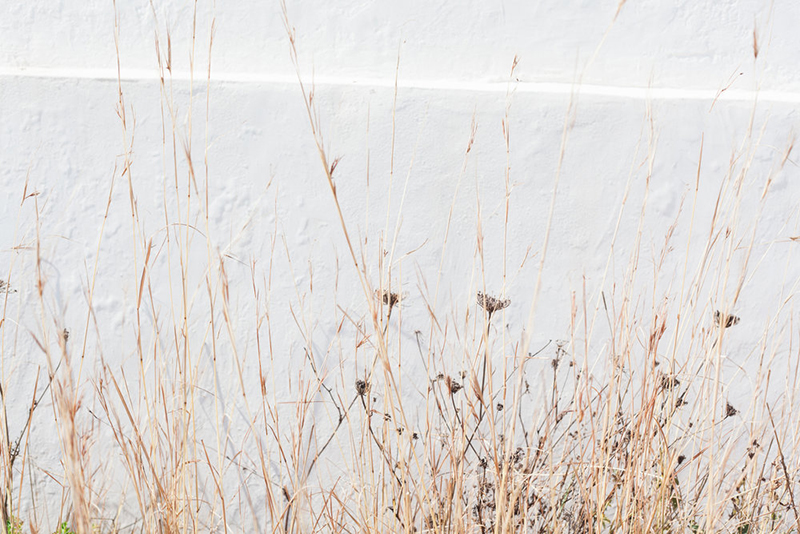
[1,3,800,534]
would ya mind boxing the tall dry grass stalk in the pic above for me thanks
[0,2,799,534]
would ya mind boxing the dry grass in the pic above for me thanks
[1,3,799,534]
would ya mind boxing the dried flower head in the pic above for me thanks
[725,402,738,418]
[714,310,740,328]
[62,328,70,342]
[510,446,524,468]
[659,372,680,391]
[0,280,17,294]
[355,379,370,396]
[747,439,760,459]
[477,291,510,314]
[446,376,462,395]
[376,289,402,307]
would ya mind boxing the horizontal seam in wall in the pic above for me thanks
[2,66,800,103]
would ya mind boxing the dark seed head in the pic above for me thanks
[477,291,510,314]
[714,310,740,328]
[377,289,402,307]
[446,376,462,395]
[0,280,16,294]
[660,373,680,391]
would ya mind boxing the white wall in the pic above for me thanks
[5,0,800,90]
[1,0,799,531]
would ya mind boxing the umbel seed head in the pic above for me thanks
[477,292,510,314]
[714,310,740,328]
[0,280,17,293]
[446,376,462,395]
[355,379,369,396]
[376,289,402,307]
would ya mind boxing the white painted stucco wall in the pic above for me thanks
[1,0,799,531]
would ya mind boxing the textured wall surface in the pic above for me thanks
[1,0,798,531]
